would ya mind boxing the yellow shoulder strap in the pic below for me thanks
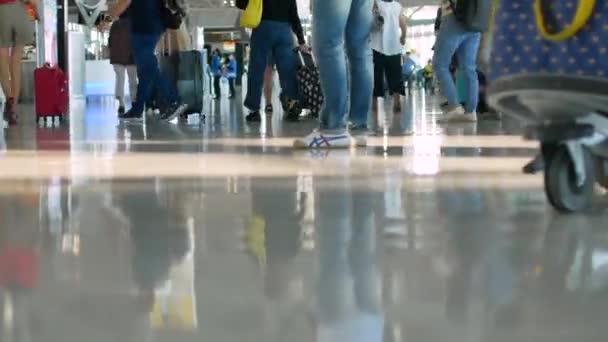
[534,0,596,41]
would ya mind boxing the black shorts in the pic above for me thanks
[373,50,405,97]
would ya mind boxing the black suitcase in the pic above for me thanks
[295,49,323,118]
[159,50,205,116]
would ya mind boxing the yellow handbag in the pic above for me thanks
[240,0,263,29]
[534,0,596,41]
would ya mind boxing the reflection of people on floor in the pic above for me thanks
[119,185,191,320]
[247,178,305,341]
[315,181,383,342]
[0,193,40,342]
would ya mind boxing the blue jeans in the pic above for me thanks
[313,0,373,132]
[432,15,481,113]
[316,178,382,323]
[131,33,178,113]
[245,21,297,112]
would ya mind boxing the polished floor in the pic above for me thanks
[0,89,607,342]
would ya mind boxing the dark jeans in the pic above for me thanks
[373,50,404,97]
[131,32,178,113]
[228,77,235,97]
[213,76,221,98]
[245,20,298,112]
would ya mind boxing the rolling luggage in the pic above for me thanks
[34,64,69,122]
[488,0,608,213]
[295,49,323,118]
[159,50,205,117]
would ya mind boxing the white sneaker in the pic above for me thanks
[294,130,354,149]
[439,111,478,123]
[350,126,373,147]
[462,112,478,123]
[437,105,466,123]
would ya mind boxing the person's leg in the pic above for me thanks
[131,33,179,117]
[228,77,235,97]
[432,15,466,112]
[213,76,221,98]
[126,65,138,103]
[455,32,481,114]
[372,50,384,114]
[273,23,300,120]
[385,54,404,112]
[263,63,274,108]
[244,22,272,114]
[0,48,11,100]
[345,0,373,129]
[113,64,126,108]
[312,0,354,132]
[9,45,23,103]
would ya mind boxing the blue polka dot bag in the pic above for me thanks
[491,0,607,79]
[489,0,608,120]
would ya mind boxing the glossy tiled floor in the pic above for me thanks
[0,89,607,342]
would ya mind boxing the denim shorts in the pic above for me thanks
[0,2,35,48]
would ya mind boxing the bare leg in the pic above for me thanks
[113,64,126,107]
[392,93,401,113]
[0,48,12,100]
[263,65,273,108]
[10,46,24,103]
[126,65,138,103]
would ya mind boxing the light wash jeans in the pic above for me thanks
[432,15,481,113]
[312,0,374,132]
[317,177,382,323]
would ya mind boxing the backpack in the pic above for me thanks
[448,0,492,32]
[160,0,186,30]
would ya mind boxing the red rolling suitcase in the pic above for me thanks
[34,64,69,121]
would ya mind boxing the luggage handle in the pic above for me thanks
[534,0,596,42]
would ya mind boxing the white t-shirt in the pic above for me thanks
[370,0,404,56]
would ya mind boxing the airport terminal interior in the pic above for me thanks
[0,0,608,341]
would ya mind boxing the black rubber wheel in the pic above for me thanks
[544,146,595,212]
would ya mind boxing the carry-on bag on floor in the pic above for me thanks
[295,49,323,118]
[488,0,608,213]
[159,50,205,117]
[34,64,69,122]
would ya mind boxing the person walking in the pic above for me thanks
[99,0,187,121]
[432,0,482,123]
[225,54,237,99]
[0,0,36,126]
[108,6,137,116]
[210,49,222,99]
[370,0,407,115]
[294,0,374,148]
[243,0,307,123]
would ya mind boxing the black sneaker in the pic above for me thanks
[246,111,261,122]
[265,104,273,114]
[118,106,125,115]
[523,154,544,174]
[120,109,143,121]
[160,103,188,122]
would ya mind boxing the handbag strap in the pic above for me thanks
[534,0,596,41]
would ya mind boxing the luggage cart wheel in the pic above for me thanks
[544,145,595,212]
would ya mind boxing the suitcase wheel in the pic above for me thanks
[544,146,595,213]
